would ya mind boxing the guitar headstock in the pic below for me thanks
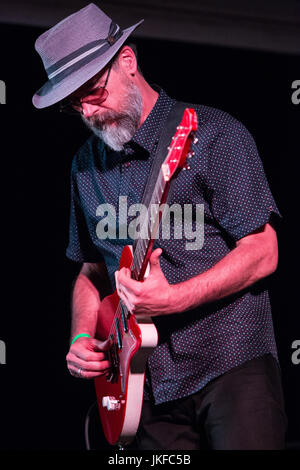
[162,108,198,181]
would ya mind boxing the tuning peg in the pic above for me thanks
[193,137,199,144]
[187,151,195,158]
[183,164,191,171]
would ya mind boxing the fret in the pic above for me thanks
[131,169,167,279]
[132,248,139,275]
[135,247,142,266]
[140,217,150,241]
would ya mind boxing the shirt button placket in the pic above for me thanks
[119,153,132,204]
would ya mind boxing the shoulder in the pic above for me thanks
[177,99,252,141]
[194,103,249,136]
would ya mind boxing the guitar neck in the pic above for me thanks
[131,167,170,281]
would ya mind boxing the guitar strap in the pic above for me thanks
[139,100,193,212]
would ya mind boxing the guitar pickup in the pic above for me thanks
[120,303,128,332]
[106,334,120,383]
[115,317,122,349]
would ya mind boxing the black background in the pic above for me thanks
[0,22,299,450]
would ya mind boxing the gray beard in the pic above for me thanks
[81,81,143,151]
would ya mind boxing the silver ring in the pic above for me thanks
[78,367,82,378]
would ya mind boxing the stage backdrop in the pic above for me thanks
[0,20,299,450]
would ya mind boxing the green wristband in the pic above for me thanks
[71,333,91,345]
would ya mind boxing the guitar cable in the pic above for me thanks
[84,400,98,450]
[84,400,126,451]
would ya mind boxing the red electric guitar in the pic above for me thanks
[94,108,198,447]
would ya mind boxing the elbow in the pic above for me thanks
[268,247,278,276]
[264,240,279,277]
[260,222,279,278]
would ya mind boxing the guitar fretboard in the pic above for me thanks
[131,167,167,281]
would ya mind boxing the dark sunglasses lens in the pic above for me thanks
[59,87,108,114]
[83,88,108,105]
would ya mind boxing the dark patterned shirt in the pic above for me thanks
[66,88,280,405]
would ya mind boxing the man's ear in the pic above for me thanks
[117,45,138,76]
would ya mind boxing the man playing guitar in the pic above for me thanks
[33,4,287,450]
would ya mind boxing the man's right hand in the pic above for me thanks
[66,337,112,379]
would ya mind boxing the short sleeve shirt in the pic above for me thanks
[66,88,281,405]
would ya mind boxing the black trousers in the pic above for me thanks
[130,354,287,450]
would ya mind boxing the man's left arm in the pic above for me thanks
[115,222,278,317]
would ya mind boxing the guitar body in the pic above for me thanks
[94,245,158,446]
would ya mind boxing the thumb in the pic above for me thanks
[149,248,163,271]
[92,337,112,351]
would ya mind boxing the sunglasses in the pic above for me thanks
[59,62,112,115]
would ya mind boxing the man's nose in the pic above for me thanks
[81,102,99,118]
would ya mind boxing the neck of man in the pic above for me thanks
[136,76,159,127]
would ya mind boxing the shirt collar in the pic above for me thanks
[129,87,176,155]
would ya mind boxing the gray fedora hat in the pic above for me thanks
[32,3,144,109]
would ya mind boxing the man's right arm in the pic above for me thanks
[66,262,112,379]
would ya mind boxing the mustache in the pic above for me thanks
[85,110,128,128]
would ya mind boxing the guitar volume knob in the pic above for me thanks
[102,396,109,407]
[102,395,121,411]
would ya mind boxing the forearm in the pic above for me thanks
[67,269,113,379]
[71,273,101,340]
[112,224,278,318]
[170,235,277,314]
